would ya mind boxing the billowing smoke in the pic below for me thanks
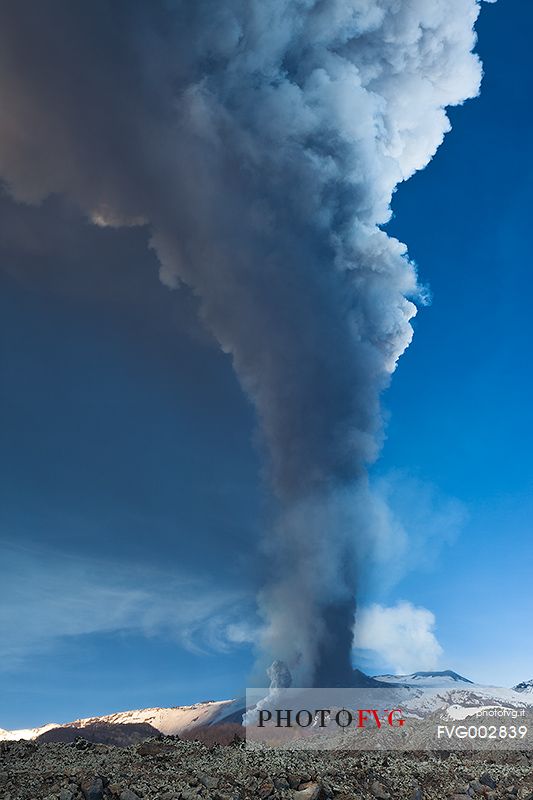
[0,1,487,685]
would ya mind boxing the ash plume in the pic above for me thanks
[0,0,487,685]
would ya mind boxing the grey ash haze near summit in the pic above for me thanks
[0,0,490,685]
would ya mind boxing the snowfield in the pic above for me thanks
[71,699,236,736]
[374,670,473,688]
[0,723,61,742]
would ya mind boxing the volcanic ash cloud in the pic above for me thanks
[0,0,487,685]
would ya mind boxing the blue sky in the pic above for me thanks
[377,0,533,686]
[1,0,532,728]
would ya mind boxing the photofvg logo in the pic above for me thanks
[244,689,533,751]
[436,705,531,747]
[257,706,405,730]
[244,688,409,750]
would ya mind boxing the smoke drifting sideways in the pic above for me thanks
[0,0,486,686]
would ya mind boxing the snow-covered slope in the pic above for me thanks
[373,672,533,719]
[0,699,237,742]
[0,723,60,742]
[399,684,533,718]
[375,670,473,688]
[69,699,236,736]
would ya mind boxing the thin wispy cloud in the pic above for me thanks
[0,540,251,670]
[0,470,461,673]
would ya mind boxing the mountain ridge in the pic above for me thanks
[2,670,532,742]
[513,679,533,694]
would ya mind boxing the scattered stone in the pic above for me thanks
[371,781,390,800]
[257,780,274,798]
[294,784,320,800]
[81,776,105,800]
[137,741,173,757]
[480,774,497,790]
[454,787,470,797]
[73,736,93,751]
[120,790,141,800]
[198,772,219,790]
[1,735,533,800]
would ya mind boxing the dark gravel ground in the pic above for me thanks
[0,737,532,800]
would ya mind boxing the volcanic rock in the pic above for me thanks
[81,776,105,800]
[294,784,320,800]
[371,781,390,799]
[479,773,497,790]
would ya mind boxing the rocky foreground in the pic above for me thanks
[0,737,532,800]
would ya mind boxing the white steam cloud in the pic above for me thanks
[0,0,488,685]
[354,602,443,674]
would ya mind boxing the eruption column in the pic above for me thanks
[0,0,487,685]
